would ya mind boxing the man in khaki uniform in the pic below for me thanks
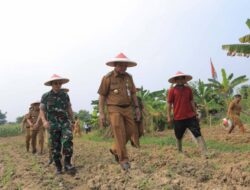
[227,94,246,134]
[73,116,82,137]
[27,101,44,154]
[21,112,32,152]
[98,53,141,171]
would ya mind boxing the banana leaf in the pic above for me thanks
[239,34,250,43]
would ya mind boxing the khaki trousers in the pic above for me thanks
[31,126,45,153]
[74,126,82,137]
[25,127,31,151]
[108,106,139,164]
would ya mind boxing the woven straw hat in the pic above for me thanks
[168,71,192,83]
[106,53,137,67]
[44,74,69,86]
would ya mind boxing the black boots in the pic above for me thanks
[55,160,62,174]
[54,157,75,174]
[64,156,75,171]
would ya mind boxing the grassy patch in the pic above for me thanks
[140,135,176,146]
[81,130,112,142]
[83,130,250,153]
[166,166,176,178]
[0,124,22,137]
[138,178,151,190]
[206,140,250,152]
[0,155,15,187]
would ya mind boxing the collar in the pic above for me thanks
[113,70,126,78]
[175,84,185,88]
[50,89,63,95]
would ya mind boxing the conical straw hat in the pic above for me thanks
[106,53,137,67]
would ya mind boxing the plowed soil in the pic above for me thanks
[1,125,250,190]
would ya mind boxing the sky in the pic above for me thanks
[0,0,249,122]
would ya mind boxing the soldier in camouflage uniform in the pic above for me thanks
[27,101,44,154]
[47,88,70,166]
[39,75,75,174]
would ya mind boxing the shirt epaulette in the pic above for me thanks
[126,72,132,78]
[105,71,113,78]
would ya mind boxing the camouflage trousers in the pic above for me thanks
[45,129,53,161]
[48,119,73,162]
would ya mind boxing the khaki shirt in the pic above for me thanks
[98,70,136,106]
[27,107,43,126]
[22,113,30,128]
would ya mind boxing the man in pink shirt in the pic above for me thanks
[167,72,208,157]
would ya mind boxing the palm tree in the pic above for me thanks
[207,68,248,105]
[222,19,250,57]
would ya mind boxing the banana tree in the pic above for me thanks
[137,87,167,132]
[191,80,225,123]
[191,80,213,117]
[222,19,250,57]
[207,68,248,105]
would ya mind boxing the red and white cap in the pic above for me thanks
[106,53,137,67]
[168,71,192,83]
[44,74,69,86]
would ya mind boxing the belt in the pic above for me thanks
[108,105,130,108]
[49,112,67,119]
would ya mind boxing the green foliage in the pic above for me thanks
[222,19,250,57]
[0,110,7,125]
[0,124,22,137]
[76,109,91,122]
[207,68,248,105]
[16,115,24,124]
[137,87,168,132]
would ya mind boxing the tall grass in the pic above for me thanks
[0,124,22,137]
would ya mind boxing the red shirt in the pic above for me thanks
[168,85,196,120]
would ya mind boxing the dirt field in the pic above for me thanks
[1,126,250,190]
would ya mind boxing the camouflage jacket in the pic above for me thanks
[40,89,71,121]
